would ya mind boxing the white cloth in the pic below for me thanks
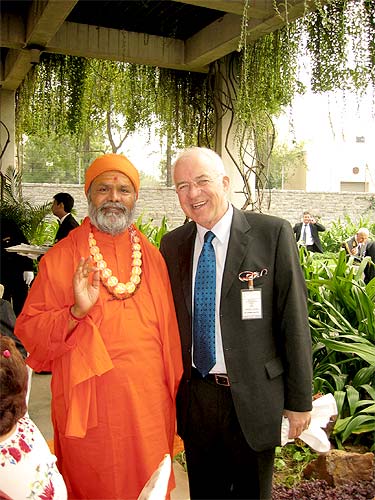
[138,454,171,500]
[23,271,34,285]
[0,416,67,499]
[281,393,338,452]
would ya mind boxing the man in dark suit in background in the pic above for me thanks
[364,239,375,284]
[160,147,312,500]
[293,211,325,253]
[52,192,79,242]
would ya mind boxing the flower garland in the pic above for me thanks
[88,225,142,300]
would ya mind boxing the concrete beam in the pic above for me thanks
[0,1,79,90]
[1,49,41,91]
[25,0,79,47]
[185,14,243,68]
[171,0,271,18]
[48,22,208,72]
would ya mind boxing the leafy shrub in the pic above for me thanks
[301,248,375,451]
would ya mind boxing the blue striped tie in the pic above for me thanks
[193,231,216,377]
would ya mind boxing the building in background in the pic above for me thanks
[278,89,375,193]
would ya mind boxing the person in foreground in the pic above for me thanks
[160,147,313,500]
[15,153,183,500]
[0,335,67,500]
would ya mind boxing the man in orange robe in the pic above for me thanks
[16,154,183,500]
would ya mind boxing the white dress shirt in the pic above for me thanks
[192,203,233,374]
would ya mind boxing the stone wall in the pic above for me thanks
[22,183,375,229]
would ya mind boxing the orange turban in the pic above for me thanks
[84,154,140,197]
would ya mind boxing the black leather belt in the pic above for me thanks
[191,367,230,387]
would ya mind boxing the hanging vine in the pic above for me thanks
[14,0,375,210]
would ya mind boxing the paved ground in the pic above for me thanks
[28,371,190,499]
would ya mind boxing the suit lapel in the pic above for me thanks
[222,209,253,300]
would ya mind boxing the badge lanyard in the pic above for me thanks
[238,269,268,320]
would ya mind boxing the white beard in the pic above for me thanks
[88,201,135,236]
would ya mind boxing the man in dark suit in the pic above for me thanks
[160,147,312,500]
[342,227,369,262]
[364,240,375,284]
[52,192,79,242]
[293,211,325,253]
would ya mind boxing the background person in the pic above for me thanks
[364,240,375,284]
[160,147,313,500]
[0,217,34,315]
[293,211,325,253]
[342,227,369,262]
[15,153,183,500]
[52,192,80,242]
[0,335,67,500]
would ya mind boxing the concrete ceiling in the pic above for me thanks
[1,0,314,91]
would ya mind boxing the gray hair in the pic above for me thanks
[172,147,226,176]
[357,227,369,237]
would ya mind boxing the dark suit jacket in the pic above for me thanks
[342,235,367,261]
[55,213,79,242]
[293,221,325,253]
[160,207,312,452]
[364,241,375,284]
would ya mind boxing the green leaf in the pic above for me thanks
[345,386,359,415]
[320,338,375,365]
[341,415,375,442]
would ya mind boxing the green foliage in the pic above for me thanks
[21,132,107,184]
[301,248,375,450]
[237,20,302,127]
[306,1,372,93]
[13,1,375,207]
[234,0,375,208]
[274,443,317,487]
[173,450,187,472]
[320,215,375,253]
[0,168,52,244]
[16,56,214,158]
[134,214,169,249]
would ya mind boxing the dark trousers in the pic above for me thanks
[183,374,275,500]
[2,277,28,316]
[306,244,322,253]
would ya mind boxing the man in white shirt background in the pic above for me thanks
[293,211,326,253]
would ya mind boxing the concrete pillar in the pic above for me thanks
[213,55,255,210]
[0,89,16,174]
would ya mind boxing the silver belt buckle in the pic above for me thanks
[214,374,230,387]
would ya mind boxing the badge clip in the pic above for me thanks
[238,269,268,290]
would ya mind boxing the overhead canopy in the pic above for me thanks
[1,0,317,91]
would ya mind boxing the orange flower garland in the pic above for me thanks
[88,225,142,300]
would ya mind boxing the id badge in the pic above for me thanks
[241,288,263,320]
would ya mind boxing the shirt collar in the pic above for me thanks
[196,203,233,245]
[59,213,70,223]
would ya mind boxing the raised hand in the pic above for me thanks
[71,256,100,318]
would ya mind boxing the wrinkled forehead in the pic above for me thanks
[358,232,368,240]
[91,170,134,187]
[173,152,223,182]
